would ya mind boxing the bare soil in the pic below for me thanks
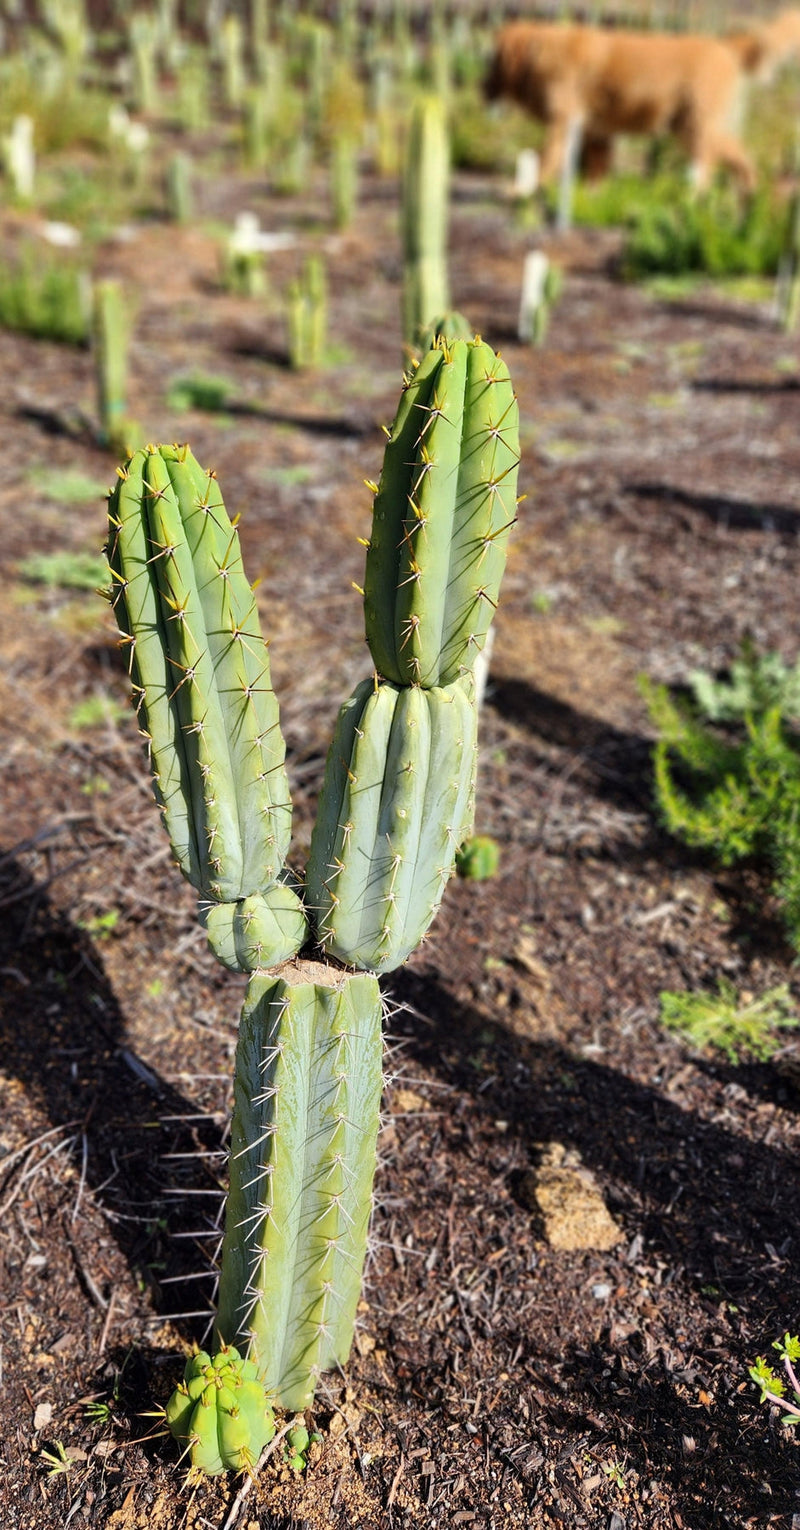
[2,161,800,1530]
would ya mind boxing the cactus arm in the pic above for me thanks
[161,447,292,884]
[108,452,202,887]
[364,338,520,688]
[307,679,477,971]
[439,341,520,681]
[107,444,294,904]
[363,345,444,678]
[215,965,382,1410]
[142,448,246,900]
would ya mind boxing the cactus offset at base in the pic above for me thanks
[105,335,519,1464]
[166,1346,275,1474]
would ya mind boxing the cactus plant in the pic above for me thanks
[93,279,131,452]
[287,254,327,370]
[401,94,451,350]
[165,1345,275,1474]
[105,334,519,1458]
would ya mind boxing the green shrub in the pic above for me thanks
[642,647,800,949]
[621,185,787,280]
[659,979,798,1064]
[0,245,89,344]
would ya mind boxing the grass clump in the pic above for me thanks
[19,551,108,591]
[642,645,800,950]
[659,979,798,1064]
[166,373,234,412]
[572,174,787,280]
[0,245,89,344]
[622,185,787,281]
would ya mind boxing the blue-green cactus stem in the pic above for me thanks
[215,962,383,1410]
[106,444,293,905]
[199,884,308,973]
[305,676,477,972]
[364,337,520,688]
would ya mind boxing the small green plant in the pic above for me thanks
[659,979,798,1064]
[750,1334,800,1424]
[621,184,788,281]
[455,835,501,881]
[166,1346,275,1475]
[284,1423,320,1471]
[39,1440,76,1478]
[78,908,121,939]
[28,468,108,504]
[287,255,327,370]
[166,373,233,413]
[688,645,800,723]
[18,551,108,591]
[0,245,89,344]
[642,650,800,950]
[69,695,127,731]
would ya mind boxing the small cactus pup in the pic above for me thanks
[165,1346,275,1475]
[455,834,501,881]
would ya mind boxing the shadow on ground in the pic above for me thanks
[0,850,226,1346]
[625,480,800,535]
[389,965,798,1528]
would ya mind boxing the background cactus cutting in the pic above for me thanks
[104,335,519,1467]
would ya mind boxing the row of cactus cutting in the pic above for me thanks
[105,333,520,1474]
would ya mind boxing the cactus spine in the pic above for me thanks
[105,336,519,1457]
[401,94,451,349]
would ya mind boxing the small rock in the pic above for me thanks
[592,1282,612,1300]
[523,1143,624,1252]
[33,1402,52,1432]
[391,1088,429,1113]
[609,1514,626,1530]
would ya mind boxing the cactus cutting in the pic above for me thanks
[104,334,519,1468]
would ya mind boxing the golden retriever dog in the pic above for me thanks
[484,20,756,191]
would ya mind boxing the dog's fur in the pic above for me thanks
[727,8,800,82]
[485,19,756,190]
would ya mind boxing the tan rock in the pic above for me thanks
[524,1142,623,1252]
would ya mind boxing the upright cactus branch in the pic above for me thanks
[104,335,520,1464]
[401,94,451,350]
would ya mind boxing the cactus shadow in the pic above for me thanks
[692,376,800,395]
[388,967,799,1527]
[624,480,800,535]
[0,851,226,1346]
[488,675,654,815]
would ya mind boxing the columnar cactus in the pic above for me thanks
[93,279,131,452]
[104,334,519,1464]
[401,94,451,350]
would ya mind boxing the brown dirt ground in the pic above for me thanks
[2,157,800,1530]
